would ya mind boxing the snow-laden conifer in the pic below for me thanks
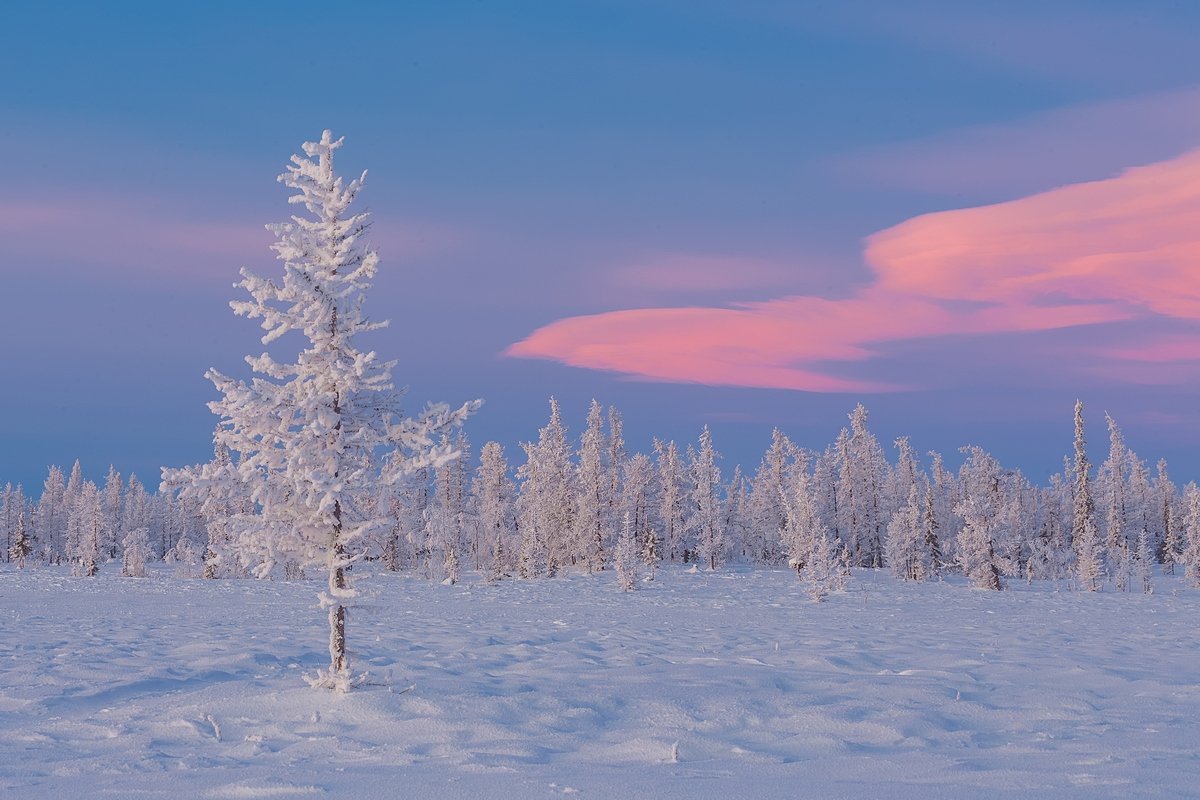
[843,405,886,567]
[162,131,478,691]
[163,431,248,579]
[927,450,958,566]
[37,466,67,564]
[614,510,638,591]
[67,481,103,577]
[621,452,659,578]
[1181,482,1200,588]
[9,509,32,568]
[1100,414,1130,574]
[122,475,154,559]
[921,484,943,578]
[723,465,748,560]
[783,468,825,577]
[804,526,841,602]
[575,399,609,573]
[605,405,626,547]
[954,446,1008,590]
[654,439,687,563]
[100,466,123,561]
[1075,515,1104,592]
[1134,528,1154,594]
[1155,460,1182,572]
[687,426,724,570]
[886,483,927,581]
[121,527,152,578]
[745,429,794,564]
[1,483,27,564]
[1070,401,1099,588]
[428,432,472,584]
[474,441,516,583]
[517,398,574,577]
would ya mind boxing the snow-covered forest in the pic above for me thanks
[5,397,1196,598]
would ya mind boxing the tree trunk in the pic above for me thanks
[329,563,347,677]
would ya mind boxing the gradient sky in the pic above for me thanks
[4,0,1200,491]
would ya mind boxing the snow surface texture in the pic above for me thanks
[2,566,1198,799]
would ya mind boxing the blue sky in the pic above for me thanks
[4,1,1200,491]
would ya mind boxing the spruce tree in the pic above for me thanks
[1071,401,1102,590]
[474,441,516,583]
[687,426,724,570]
[162,131,477,690]
[517,398,575,577]
[9,510,32,568]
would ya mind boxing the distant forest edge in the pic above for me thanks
[2,396,1192,598]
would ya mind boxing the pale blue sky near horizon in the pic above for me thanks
[4,1,1200,492]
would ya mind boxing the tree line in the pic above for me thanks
[5,397,1198,598]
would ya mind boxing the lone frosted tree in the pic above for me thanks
[164,131,478,691]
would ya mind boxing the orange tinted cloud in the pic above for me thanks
[508,147,1200,392]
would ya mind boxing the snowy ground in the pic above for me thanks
[2,565,1199,799]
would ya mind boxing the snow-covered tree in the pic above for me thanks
[1181,482,1200,588]
[745,429,794,564]
[782,468,825,577]
[1099,413,1130,574]
[574,399,610,573]
[36,465,67,564]
[1070,401,1100,589]
[886,483,928,581]
[100,465,123,561]
[654,439,687,563]
[621,452,659,578]
[394,466,431,575]
[838,406,886,567]
[162,131,478,690]
[427,432,472,584]
[803,526,841,602]
[885,438,933,581]
[122,475,154,559]
[954,446,1007,590]
[921,484,943,578]
[9,509,32,568]
[474,441,516,582]
[1134,528,1154,594]
[723,465,748,560]
[67,480,103,577]
[1073,516,1103,591]
[687,426,724,570]
[517,398,575,577]
[613,510,638,591]
[1,483,27,563]
[927,450,958,566]
[162,430,248,579]
[1155,460,1182,572]
[605,405,626,545]
[121,527,152,578]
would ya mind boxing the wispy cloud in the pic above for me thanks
[0,190,464,282]
[508,147,1200,393]
[837,86,1200,198]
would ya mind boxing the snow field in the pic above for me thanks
[2,565,1199,798]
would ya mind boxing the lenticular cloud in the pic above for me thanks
[507,147,1200,392]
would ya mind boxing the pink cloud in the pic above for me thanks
[508,147,1200,393]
